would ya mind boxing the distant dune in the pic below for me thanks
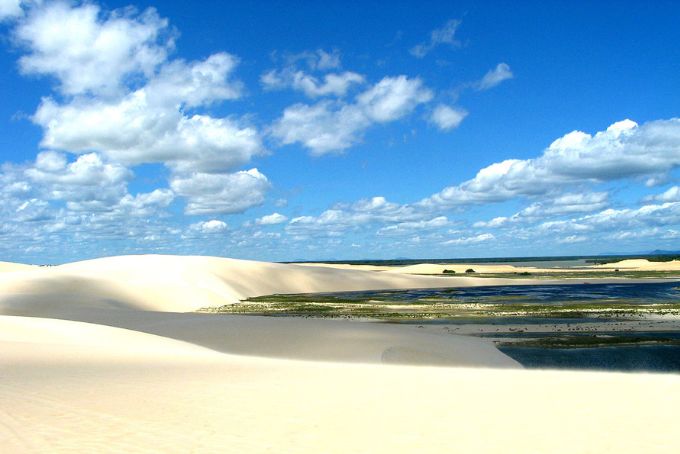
[0,260,36,273]
[1,254,680,452]
[0,254,505,313]
[301,258,680,274]
[593,258,680,270]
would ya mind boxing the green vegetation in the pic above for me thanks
[499,335,680,349]
[201,293,680,321]
[442,269,456,274]
[435,270,680,279]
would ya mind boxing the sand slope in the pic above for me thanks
[0,255,502,313]
[2,315,679,453]
[0,261,36,273]
[0,255,519,367]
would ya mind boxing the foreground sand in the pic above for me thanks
[2,316,679,453]
[1,255,680,452]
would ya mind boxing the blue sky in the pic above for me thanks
[1,0,680,263]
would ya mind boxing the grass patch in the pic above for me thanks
[200,293,680,321]
[435,270,680,279]
[499,335,680,349]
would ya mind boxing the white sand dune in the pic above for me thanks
[298,261,543,274]
[0,261,36,273]
[594,258,680,270]
[385,262,528,274]
[0,255,506,313]
[2,315,680,453]
[303,258,680,274]
[0,255,518,367]
[2,254,680,452]
[3,255,669,317]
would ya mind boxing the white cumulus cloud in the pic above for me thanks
[272,76,433,154]
[443,233,494,245]
[0,0,22,21]
[191,219,228,233]
[262,69,364,98]
[170,169,270,215]
[34,58,259,173]
[256,212,288,225]
[429,105,467,131]
[16,2,172,96]
[377,216,449,235]
[25,151,131,211]
[421,119,680,209]
[646,186,680,203]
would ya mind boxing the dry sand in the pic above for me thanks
[297,261,544,274]
[0,255,508,313]
[0,261,36,273]
[301,258,680,274]
[592,258,680,270]
[1,254,680,452]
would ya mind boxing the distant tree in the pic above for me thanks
[465,268,475,274]
[442,269,456,274]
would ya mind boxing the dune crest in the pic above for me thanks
[0,254,506,313]
[0,261,36,273]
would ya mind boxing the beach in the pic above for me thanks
[2,255,680,452]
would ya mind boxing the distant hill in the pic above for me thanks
[648,250,680,255]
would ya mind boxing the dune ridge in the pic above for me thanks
[0,254,521,366]
[0,255,491,313]
[0,261,36,273]
[301,258,680,274]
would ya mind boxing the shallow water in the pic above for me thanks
[329,281,680,305]
[500,343,680,373]
[329,282,680,372]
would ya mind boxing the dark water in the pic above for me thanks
[500,342,680,373]
[329,282,680,372]
[329,281,680,304]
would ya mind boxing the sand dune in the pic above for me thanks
[0,255,501,313]
[2,314,679,453]
[594,258,680,270]
[2,254,680,452]
[385,262,528,274]
[0,261,36,273]
[0,253,668,321]
[0,255,527,368]
[0,255,518,367]
[303,258,680,274]
[298,261,542,273]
